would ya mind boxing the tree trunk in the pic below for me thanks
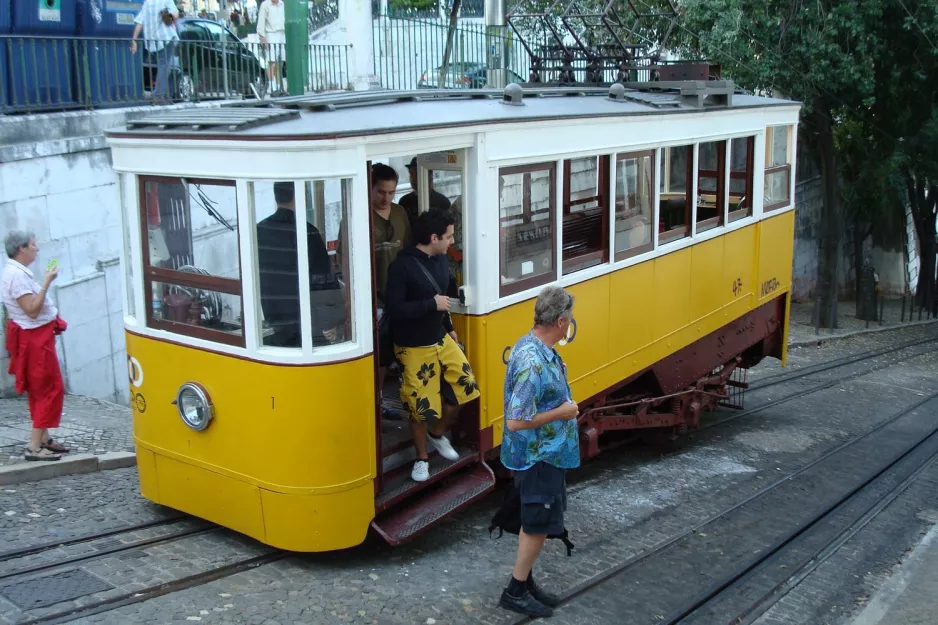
[854,225,870,321]
[438,0,463,88]
[813,102,843,329]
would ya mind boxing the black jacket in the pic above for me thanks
[385,246,457,348]
[257,208,342,343]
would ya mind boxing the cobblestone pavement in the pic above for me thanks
[0,325,935,624]
[0,395,133,467]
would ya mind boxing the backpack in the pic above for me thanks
[488,481,576,557]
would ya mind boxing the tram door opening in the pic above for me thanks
[370,150,471,486]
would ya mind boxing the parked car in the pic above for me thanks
[417,62,525,89]
[143,18,267,102]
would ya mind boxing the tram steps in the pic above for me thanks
[371,462,496,546]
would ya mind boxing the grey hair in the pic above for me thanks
[4,230,34,259]
[533,286,574,327]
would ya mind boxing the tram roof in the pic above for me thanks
[107,84,799,141]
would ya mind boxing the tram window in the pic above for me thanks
[614,151,655,260]
[764,125,792,211]
[729,136,755,222]
[562,156,609,275]
[696,140,726,232]
[140,177,244,347]
[659,145,693,244]
[305,179,352,346]
[431,170,466,288]
[499,163,556,297]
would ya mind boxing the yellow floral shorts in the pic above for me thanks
[394,334,481,423]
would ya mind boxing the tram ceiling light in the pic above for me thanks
[173,382,215,431]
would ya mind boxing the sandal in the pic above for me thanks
[41,438,70,453]
[25,447,62,462]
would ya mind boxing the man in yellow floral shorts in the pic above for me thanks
[386,209,481,482]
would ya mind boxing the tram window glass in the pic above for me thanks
[729,136,755,222]
[696,140,726,232]
[659,145,693,243]
[140,177,244,347]
[431,170,466,288]
[305,179,352,346]
[561,156,609,275]
[499,163,556,296]
[765,125,792,211]
[614,151,655,260]
[120,175,136,317]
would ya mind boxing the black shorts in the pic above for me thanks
[514,462,567,536]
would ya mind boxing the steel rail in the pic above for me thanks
[0,515,188,563]
[508,389,938,624]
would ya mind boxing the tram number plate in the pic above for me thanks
[761,277,780,297]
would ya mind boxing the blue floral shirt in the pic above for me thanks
[501,331,581,471]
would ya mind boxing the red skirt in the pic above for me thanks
[6,318,65,429]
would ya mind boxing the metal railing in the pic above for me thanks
[373,14,530,90]
[0,35,350,114]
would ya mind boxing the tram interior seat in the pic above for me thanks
[659,196,687,231]
[562,206,605,259]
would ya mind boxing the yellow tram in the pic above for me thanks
[106,82,800,552]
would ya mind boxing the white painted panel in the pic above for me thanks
[47,185,116,240]
[0,150,116,203]
[67,355,116,401]
[61,315,113,372]
[56,274,108,328]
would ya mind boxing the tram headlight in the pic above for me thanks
[174,382,214,431]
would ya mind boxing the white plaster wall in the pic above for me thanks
[0,146,127,404]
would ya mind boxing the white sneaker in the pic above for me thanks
[411,460,430,482]
[428,434,459,461]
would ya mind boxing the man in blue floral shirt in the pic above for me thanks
[498,286,580,618]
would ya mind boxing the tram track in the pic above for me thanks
[566,335,938,497]
[508,388,938,624]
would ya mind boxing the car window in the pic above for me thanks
[202,21,239,45]
[180,23,210,41]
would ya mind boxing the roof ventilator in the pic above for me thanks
[608,83,627,101]
[501,83,524,106]
[679,80,735,108]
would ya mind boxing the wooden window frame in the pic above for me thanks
[763,164,792,212]
[728,136,756,223]
[764,126,793,212]
[498,162,557,297]
[561,155,610,275]
[139,175,245,348]
[613,149,656,261]
[659,145,693,245]
[696,140,726,233]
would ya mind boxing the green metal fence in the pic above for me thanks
[0,35,350,114]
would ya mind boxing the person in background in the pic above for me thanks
[257,182,343,347]
[256,0,286,95]
[385,209,478,482]
[498,286,579,618]
[130,0,180,105]
[398,157,452,231]
[2,232,68,462]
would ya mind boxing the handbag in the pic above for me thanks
[488,481,575,556]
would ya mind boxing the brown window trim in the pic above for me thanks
[763,164,792,212]
[613,149,656,262]
[499,163,557,298]
[659,227,688,245]
[696,140,726,229]
[139,175,246,348]
[728,136,756,220]
[562,155,610,276]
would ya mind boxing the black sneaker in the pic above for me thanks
[528,578,561,608]
[499,588,553,618]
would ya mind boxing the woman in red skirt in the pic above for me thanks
[2,231,68,461]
